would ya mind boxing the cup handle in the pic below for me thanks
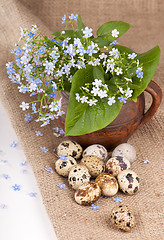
[138,80,162,128]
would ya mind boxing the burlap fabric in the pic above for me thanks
[0,0,164,239]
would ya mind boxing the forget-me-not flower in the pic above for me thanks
[115,67,123,75]
[113,197,122,203]
[112,29,119,38]
[38,46,45,55]
[110,40,119,46]
[90,204,99,210]
[0,204,8,209]
[125,88,133,98]
[69,14,78,21]
[20,161,28,166]
[12,184,21,191]
[20,101,29,111]
[11,46,22,56]
[59,155,68,161]
[136,69,143,78]
[2,174,10,180]
[108,96,116,106]
[57,183,66,189]
[128,53,137,59]
[25,113,33,123]
[35,130,43,136]
[118,96,127,103]
[10,140,18,148]
[45,167,53,173]
[0,160,8,164]
[62,15,66,24]
[143,159,151,164]
[40,146,48,152]
[83,27,93,38]
[28,192,37,197]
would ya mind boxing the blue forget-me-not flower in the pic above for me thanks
[118,96,127,103]
[62,15,66,24]
[57,183,66,189]
[40,146,48,152]
[113,197,122,203]
[136,69,143,78]
[90,204,99,210]
[12,184,21,191]
[59,155,67,161]
[25,113,33,123]
[45,167,53,173]
[69,14,78,21]
[10,140,18,148]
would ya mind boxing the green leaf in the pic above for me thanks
[97,21,130,38]
[116,45,134,54]
[77,15,86,31]
[76,15,86,38]
[65,65,123,136]
[52,30,74,40]
[93,65,105,83]
[62,79,71,92]
[132,45,161,99]
[45,87,53,95]
[46,40,55,48]
[93,36,111,48]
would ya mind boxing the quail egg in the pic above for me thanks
[117,169,140,195]
[57,140,83,160]
[68,164,91,190]
[55,156,77,177]
[95,173,118,196]
[106,156,130,177]
[75,182,101,205]
[81,155,105,178]
[110,204,135,231]
[83,144,108,161]
[112,143,136,163]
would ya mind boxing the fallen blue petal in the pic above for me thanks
[40,146,48,152]
[28,192,37,197]
[57,183,66,189]
[59,155,67,162]
[12,184,21,191]
[113,197,122,203]
[10,140,18,148]
[143,160,151,164]
[45,167,53,173]
[2,174,10,180]
[0,204,8,209]
[0,159,8,164]
[20,161,28,166]
[90,204,99,210]
[35,130,43,136]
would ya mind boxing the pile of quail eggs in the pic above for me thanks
[55,140,139,232]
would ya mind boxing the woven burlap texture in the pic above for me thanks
[0,0,164,239]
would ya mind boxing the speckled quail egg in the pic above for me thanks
[57,140,83,160]
[95,173,118,197]
[106,156,130,177]
[81,155,105,178]
[110,205,135,231]
[82,144,108,161]
[55,156,77,177]
[75,182,101,205]
[117,169,140,195]
[68,164,91,190]
[112,143,136,163]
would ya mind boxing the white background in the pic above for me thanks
[0,100,58,240]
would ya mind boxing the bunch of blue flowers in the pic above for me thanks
[6,14,160,134]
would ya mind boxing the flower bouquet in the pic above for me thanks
[6,14,160,136]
